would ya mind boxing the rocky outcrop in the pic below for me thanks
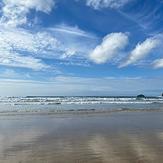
[136,94,146,99]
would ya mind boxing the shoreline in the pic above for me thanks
[0,107,162,116]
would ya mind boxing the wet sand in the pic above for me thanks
[0,111,163,163]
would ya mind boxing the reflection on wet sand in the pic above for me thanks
[89,135,125,163]
[128,136,158,162]
[89,134,163,163]
[0,112,163,163]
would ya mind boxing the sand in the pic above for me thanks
[0,111,163,163]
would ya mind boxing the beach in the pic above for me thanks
[0,110,163,163]
[0,0,163,162]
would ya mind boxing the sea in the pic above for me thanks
[0,96,163,114]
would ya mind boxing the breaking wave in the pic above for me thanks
[0,96,162,114]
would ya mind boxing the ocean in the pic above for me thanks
[0,96,163,114]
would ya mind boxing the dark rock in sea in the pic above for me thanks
[162,93,163,97]
[136,94,146,99]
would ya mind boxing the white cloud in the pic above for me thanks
[47,24,98,61]
[0,0,59,71]
[0,21,101,69]
[89,33,128,64]
[0,69,31,79]
[86,0,132,9]
[0,0,99,69]
[0,26,59,70]
[0,26,59,55]
[0,0,55,27]
[120,37,160,67]
[153,59,163,68]
[0,24,98,69]
[0,50,49,70]
[50,24,96,39]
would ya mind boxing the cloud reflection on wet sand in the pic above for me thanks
[0,112,163,163]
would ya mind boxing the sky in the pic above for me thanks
[0,0,163,96]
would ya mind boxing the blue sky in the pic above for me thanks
[0,0,163,96]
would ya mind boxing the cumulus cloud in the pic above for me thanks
[120,37,160,67]
[0,0,55,27]
[86,0,132,9]
[89,33,128,64]
[153,59,163,68]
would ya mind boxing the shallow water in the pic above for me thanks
[0,111,163,163]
